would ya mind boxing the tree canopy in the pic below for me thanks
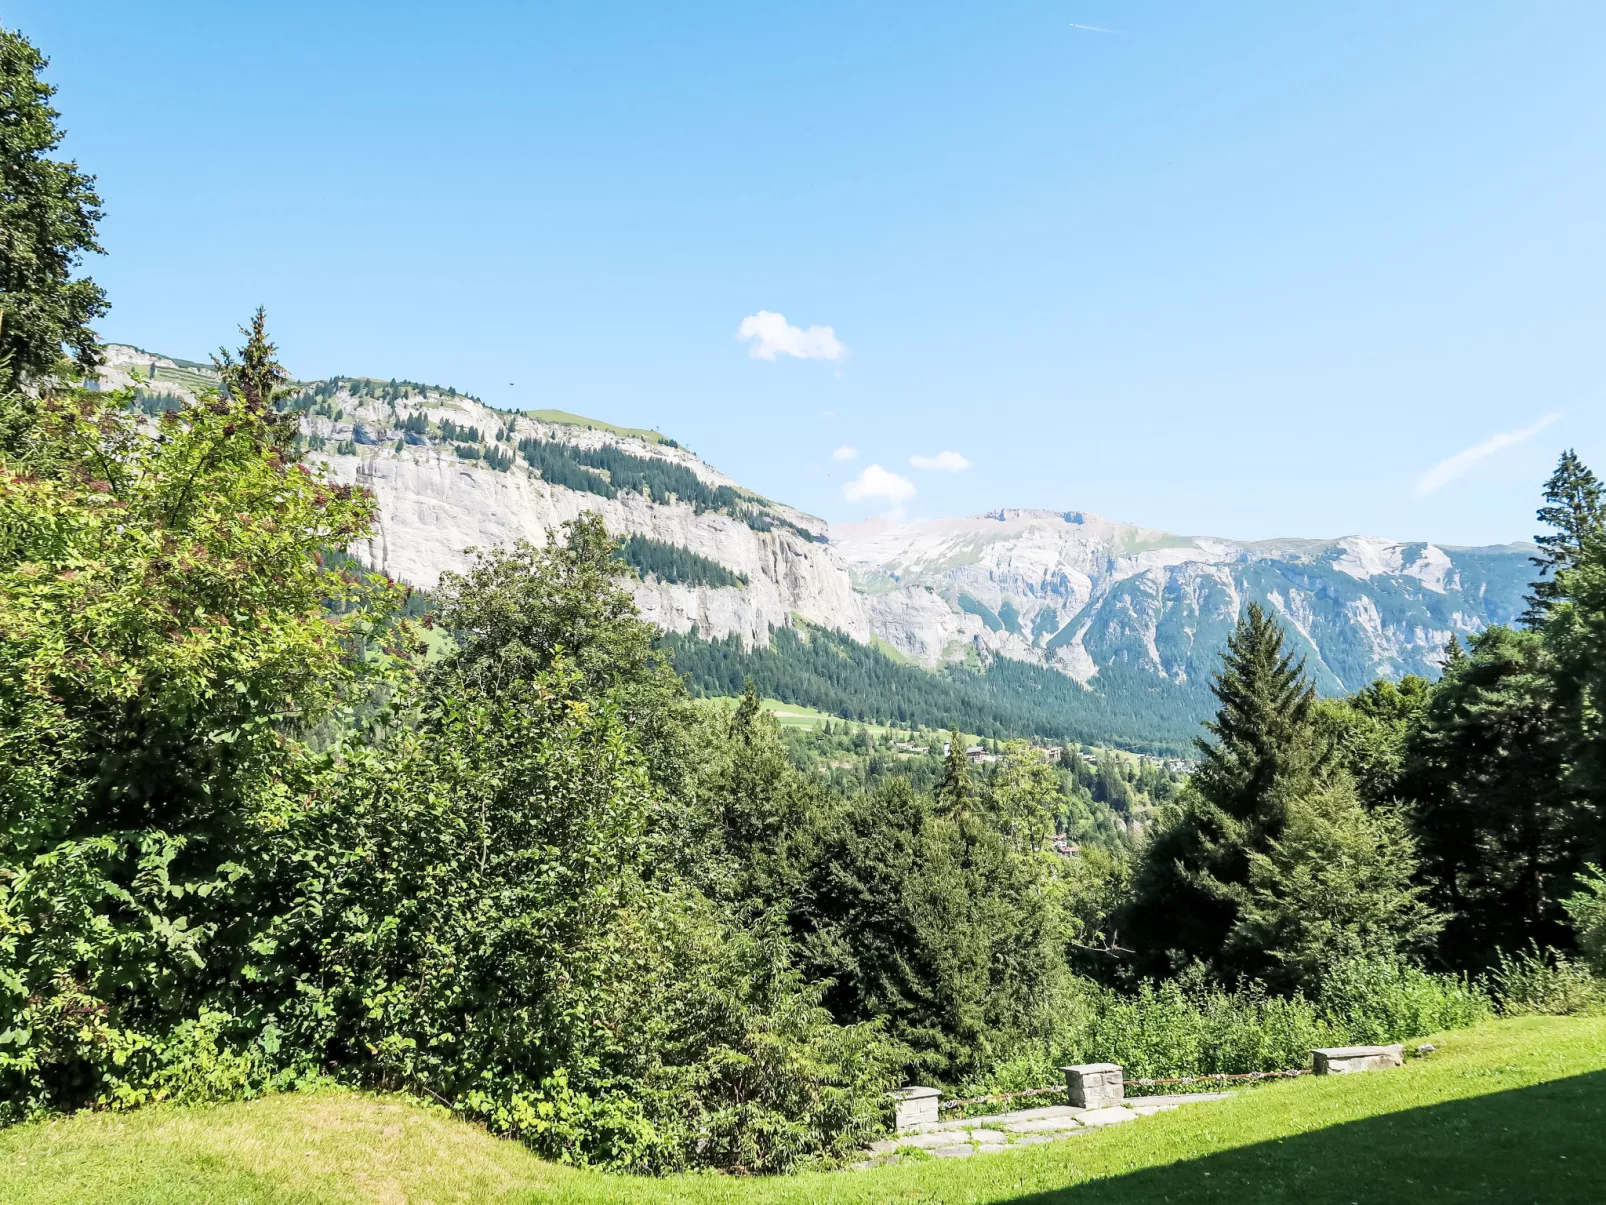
[0,28,106,384]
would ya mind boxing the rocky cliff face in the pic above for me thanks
[96,345,870,648]
[829,509,1533,694]
[99,345,1533,697]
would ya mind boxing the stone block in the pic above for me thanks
[1062,1062,1125,1109]
[1312,1045,1405,1075]
[889,1085,941,1131]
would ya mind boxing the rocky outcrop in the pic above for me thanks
[96,347,866,648]
[830,509,1533,693]
[99,346,1534,695]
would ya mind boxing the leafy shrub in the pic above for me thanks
[959,956,1492,1099]
[1485,946,1603,1016]
[1059,976,1340,1081]
[1317,955,1490,1042]
[1563,865,1606,976]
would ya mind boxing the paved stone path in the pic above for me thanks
[853,1092,1234,1168]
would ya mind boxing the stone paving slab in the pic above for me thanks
[1071,1105,1140,1126]
[868,1131,963,1152]
[1003,1117,1084,1133]
[856,1088,1236,1168]
[904,1103,1084,1133]
[1125,1092,1233,1108]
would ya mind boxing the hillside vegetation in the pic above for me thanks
[5,1016,1603,1204]
[6,29,1606,1197]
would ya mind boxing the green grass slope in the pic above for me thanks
[3,1016,1602,1204]
[525,408,674,445]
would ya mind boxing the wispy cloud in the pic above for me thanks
[1068,23,1117,33]
[910,450,972,472]
[832,445,858,461]
[843,464,917,505]
[736,310,847,361]
[1415,413,1562,497]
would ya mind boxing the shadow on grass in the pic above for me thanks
[1007,1070,1606,1205]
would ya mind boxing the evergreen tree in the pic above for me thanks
[1227,775,1442,992]
[1526,449,1605,622]
[1121,604,1324,978]
[936,726,972,815]
[1318,675,1431,809]
[1541,501,1606,862]
[212,307,296,445]
[1400,625,1582,968]
[0,28,107,385]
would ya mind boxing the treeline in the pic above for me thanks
[4,29,1604,1182]
[662,623,1210,753]
[1110,452,1606,988]
[294,375,475,404]
[515,435,823,542]
[617,534,746,588]
[777,720,1178,851]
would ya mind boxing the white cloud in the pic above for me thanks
[832,445,858,461]
[843,464,917,505]
[910,450,972,472]
[736,310,847,361]
[1416,413,1562,498]
[1068,23,1117,32]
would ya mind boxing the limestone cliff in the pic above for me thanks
[98,345,1534,697]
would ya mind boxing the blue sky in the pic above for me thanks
[20,1,1606,543]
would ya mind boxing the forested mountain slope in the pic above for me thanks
[97,344,1533,747]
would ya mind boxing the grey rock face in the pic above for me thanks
[95,345,1535,707]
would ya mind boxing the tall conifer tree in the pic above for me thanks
[936,726,973,816]
[1122,604,1323,977]
[1526,449,1605,622]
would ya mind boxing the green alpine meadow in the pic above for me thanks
[4,10,1606,1204]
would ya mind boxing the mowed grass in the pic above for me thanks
[4,1015,1604,1205]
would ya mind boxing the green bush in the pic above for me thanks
[1317,955,1491,1043]
[1485,946,1603,1017]
[1061,976,1339,1081]
[1563,865,1606,976]
[958,956,1493,1099]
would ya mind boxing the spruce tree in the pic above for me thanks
[1227,775,1442,992]
[936,726,973,815]
[1400,625,1579,967]
[1526,450,1605,622]
[212,308,296,446]
[1121,603,1323,977]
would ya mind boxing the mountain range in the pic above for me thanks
[98,343,1535,749]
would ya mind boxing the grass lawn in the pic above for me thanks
[4,1015,1603,1204]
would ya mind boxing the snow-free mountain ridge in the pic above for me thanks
[98,343,1533,707]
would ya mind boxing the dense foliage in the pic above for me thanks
[0,28,107,384]
[514,435,816,541]
[664,623,1210,753]
[616,533,746,589]
[2,32,1603,1176]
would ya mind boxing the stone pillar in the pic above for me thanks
[1312,1045,1404,1075]
[1061,1063,1124,1109]
[888,1086,941,1131]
